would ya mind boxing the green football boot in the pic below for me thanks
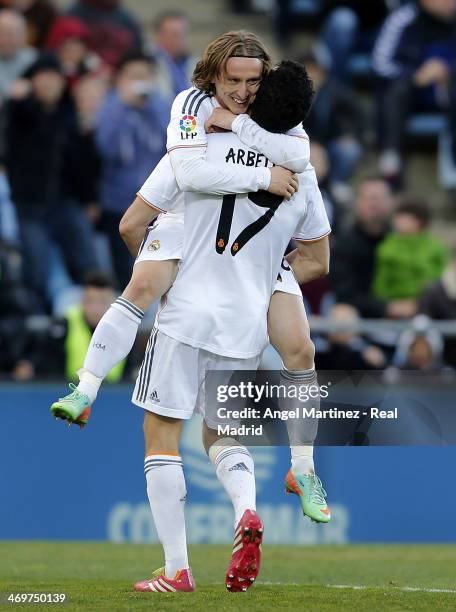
[285,469,331,523]
[50,383,91,429]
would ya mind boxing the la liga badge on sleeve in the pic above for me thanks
[179,115,197,133]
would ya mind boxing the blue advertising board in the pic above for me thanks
[1,384,456,543]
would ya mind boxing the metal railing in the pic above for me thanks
[23,315,456,337]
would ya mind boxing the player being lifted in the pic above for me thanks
[51,32,330,543]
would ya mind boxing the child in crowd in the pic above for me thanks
[372,197,448,301]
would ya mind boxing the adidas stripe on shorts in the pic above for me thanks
[132,328,260,426]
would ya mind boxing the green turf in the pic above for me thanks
[1,542,456,610]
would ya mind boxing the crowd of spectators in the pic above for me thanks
[0,0,455,382]
[274,0,456,185]
[277,0,456,372]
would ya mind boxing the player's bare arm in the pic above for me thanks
[286,235,330,285]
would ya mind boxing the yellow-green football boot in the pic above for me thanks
[285,469,331,523]
[50,383,91,429]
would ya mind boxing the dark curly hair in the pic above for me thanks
[249,60,314,133]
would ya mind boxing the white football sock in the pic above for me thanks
[76,369,102,405]
[290,445,314,474]
[77,297,144,403]
[209,441,256,527]
[281,366,319,474]
[145,455,188,578]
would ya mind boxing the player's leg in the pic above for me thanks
[203,425,257,527]
[137,412,195,593]
[268,284,316,474]
[51,218,182,424]
[205,426,263,592]
[201,356,263,592]
[267,270,330,523]
[143,413,187,572]
[133,330,198,593]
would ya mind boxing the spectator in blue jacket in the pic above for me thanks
[95,50,168,288]
[372,0,456,183]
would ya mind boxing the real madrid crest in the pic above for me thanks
[148,239,161,251]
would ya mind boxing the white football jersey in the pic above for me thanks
[166,86,307,154]
[155,132,331,358]
[137,155,184,215]
[137,86,309,217]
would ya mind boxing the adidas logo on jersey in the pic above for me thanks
[229,462,251,474]
[149,389,160,403]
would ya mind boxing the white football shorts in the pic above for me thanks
[132,328,260,428]
[273,260,302,296]
[135,213,184,263]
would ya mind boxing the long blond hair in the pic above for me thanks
[192,30,272,94]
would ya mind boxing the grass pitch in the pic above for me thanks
[1,542,456,611]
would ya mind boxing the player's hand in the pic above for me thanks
[205,108,236,133]
[205,124,229,133]
[268,167,299,199]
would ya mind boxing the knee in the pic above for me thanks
[281,336,315,371]
[125,272,157,303]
